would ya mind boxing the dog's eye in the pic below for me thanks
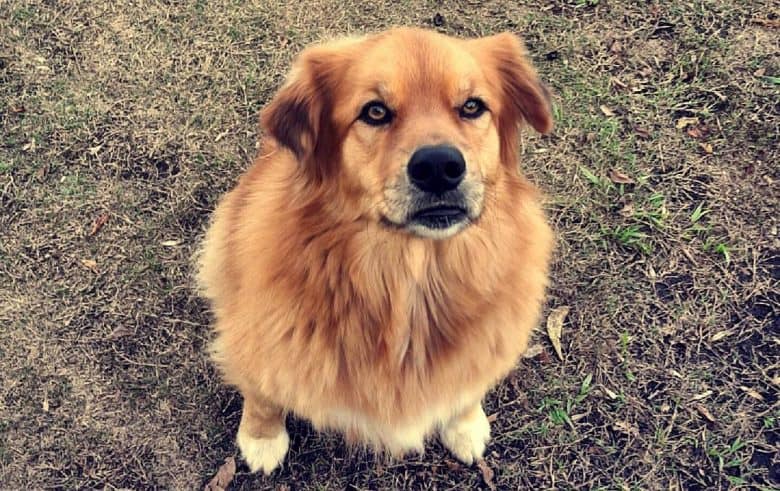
[359,101,393,126]
[459,98,487,119]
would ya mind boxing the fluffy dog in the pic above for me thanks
[197,27,554,474]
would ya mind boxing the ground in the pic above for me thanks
[1,0,778,489]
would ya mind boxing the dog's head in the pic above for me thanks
[262,28,552,239]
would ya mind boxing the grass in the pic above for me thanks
[1,0,778,489]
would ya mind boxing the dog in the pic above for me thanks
[197,27,554,474]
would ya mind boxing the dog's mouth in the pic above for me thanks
[410,205,468,230]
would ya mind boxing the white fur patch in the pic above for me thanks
[236,428,290,475]
[439,406,491,465]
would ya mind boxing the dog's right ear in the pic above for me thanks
[261,42,353,180]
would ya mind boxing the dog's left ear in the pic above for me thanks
[473,32,553,135]
[261,43,349,180]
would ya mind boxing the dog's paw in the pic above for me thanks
[439,406,491,465]
[236,428,290,475]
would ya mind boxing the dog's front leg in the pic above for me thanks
[439,402,491,465]
[236,393,289,475]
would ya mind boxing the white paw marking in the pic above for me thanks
[439,407,491,465]
[236,428,289,475]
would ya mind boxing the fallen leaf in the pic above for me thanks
[546,306,570,361]
[10,105,25,113]
[600,105,615,117]
[699,142,713,154]
[108,326,134,339]
[608,168,635,184]
[710,330,732,342]
[675,116,699,129]
[691,390,713,401]
[536,349,551,364]
[685,124,710,140]
[739,386,764,401]
[160,239,181,247]
[693,403,716,423]
[35,164,48,180]
[522,343,545,359]
[750,17,780,28]
[585,132,597,143]
[603,387,619,400]
[80,259,98,270]
[204,456,236,491]
[633,126,651,139]
[753,67,766,77]
[619,202,635,217]
[612,420,639,437]
[445,460,461,472]
[487,412,498,423]
[686,126,703,139]
[476,459,496,491]
[609,39,623,54]
[89,213,109,236]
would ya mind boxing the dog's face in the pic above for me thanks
[263,29,552,239]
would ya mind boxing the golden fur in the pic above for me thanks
[197,27,554,473]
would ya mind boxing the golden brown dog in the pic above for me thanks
[197,27,553,474]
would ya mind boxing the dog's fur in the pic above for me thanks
[197,27,554,474]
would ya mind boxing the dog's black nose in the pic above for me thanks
[407,145,466,194]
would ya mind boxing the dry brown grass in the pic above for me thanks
[1,0,778,489]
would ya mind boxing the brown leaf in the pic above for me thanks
[633,126,651,139]
[536,349,551,364]
[686,126,703,139]
[89,213,109,236]
[699,142,713,154]
[599,105,615,117]
[619,202,635,217]
[686,124,710,139]
[204,457,236,491]
[476,459,496,491]
[10,105,25,113]
[693,403,716,423]
[750,17,780,28]
[487,412,498,423]
[675,116,699,129]
[80,259,98,271]
[445,460,462,472]
[609,40,623,54]
[739,386,764,401]
[753,67,766,77]
[35,164,49,180]
[546,306,570,361]
[608,169,636,184]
